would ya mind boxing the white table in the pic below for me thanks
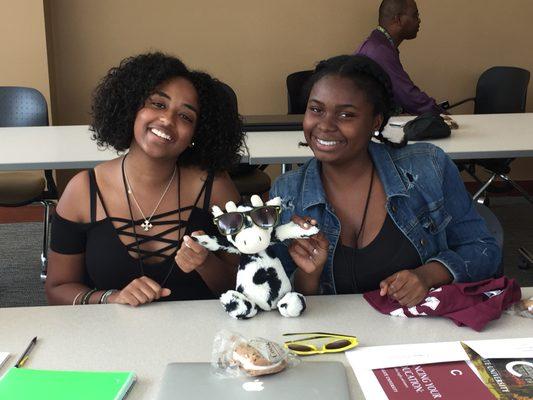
[1,114,532,171]
[0,125,249,171]
[245,113,533,165]
[0,125,118,171]
[1,289,531,399]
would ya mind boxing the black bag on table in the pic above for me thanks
[403,112,451,141]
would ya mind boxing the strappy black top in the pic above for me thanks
[50,169,219,301]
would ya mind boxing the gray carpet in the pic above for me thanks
[0,222,46,307]
[0,201,532,308]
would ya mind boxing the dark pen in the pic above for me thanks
[14,336,37,368]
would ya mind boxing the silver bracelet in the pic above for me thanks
[72,290,85,306]
[100,289,117,304]
[81,288,98,305]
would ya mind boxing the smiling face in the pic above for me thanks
[131,76,199,160]
[303,75,383,166]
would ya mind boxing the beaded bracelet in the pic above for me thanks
[81,288,98,305]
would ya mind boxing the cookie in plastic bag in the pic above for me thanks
[211,330,298,377]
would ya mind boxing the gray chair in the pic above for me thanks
[0,87,57,281]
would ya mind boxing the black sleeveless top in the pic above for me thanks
[50,170,219,301]
[333,214,421,294]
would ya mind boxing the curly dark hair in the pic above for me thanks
[305,54,406,147]
[90,52,243,171]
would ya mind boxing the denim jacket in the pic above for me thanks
[270,141,501,295]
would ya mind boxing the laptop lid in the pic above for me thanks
[242,114,303,132]
[156,361,350,400]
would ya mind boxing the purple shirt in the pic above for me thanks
[363,277,521,332]
[356,29,444,115]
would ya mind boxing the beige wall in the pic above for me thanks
[0,0,50,119]
[45,0,533,178]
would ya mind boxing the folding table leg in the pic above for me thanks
[39,200,54,282]
[518,247,533,270]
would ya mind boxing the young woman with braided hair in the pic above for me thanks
[270,55,500,307]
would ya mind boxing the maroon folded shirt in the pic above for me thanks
[363,277,522,331]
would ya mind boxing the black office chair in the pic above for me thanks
[0,87,58,281]
[286,70,313,115]
[447,66,532,204]
[219,83,271,198]
[284,70,314,173]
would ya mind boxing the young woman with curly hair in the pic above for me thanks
[271,55,501,307]
[46,52,244,306]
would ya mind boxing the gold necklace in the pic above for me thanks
[123,158,176,231]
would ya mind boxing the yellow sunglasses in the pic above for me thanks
[282,332,359,356]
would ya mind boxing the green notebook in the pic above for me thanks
[0,367,136,400]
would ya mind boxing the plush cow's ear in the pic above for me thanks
[225,201,238,212]
[266,197,281,206]
[212,205,224,218]
[250,195,264,207]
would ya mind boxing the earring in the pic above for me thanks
[373,130,380,137]
[189,141,195,148]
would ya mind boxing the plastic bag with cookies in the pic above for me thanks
[211,330,299,378]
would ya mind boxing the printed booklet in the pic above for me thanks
[346,339,533,400]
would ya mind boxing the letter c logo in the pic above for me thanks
[450,369,463,376]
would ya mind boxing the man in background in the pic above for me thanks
[356,0,445,115]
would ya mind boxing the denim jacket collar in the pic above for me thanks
[300,141,408,210]
[301,158,327,210]
[368,141,409,199]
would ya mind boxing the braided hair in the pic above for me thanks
[305,54,406,148]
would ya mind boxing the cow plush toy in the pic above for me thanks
[194,195,319,319]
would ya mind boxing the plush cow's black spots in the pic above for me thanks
[239,254,254,270]
[225,300,238,313]
[253,267,282,306]
[298,294,306,312]
[265,246,277,259]
[243,300,253,314]
[233,300,254,319]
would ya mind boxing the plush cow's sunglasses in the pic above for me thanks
[283,332,359,356]
[213,205,281,236]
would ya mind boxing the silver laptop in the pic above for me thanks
[156,361,350,400]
